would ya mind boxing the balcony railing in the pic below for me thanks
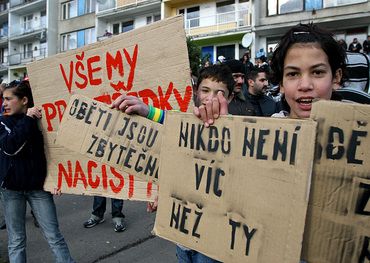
[184,10,251,36]
[98,0,159,12]
[8,47,46,65]
[10,0,36,8]
[9,19,46,37]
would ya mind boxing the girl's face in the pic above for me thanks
[280,43,342,119]
[2,89,28,115]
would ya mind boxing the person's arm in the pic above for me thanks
[111,94,165,124]
[0,109,40,155]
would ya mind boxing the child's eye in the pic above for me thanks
[286,72,299,77]
[312,70,325,76]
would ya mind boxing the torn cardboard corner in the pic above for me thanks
[154,112,317,263]
[56,94,163,184]
[302,100,370,263]
[27,16,191,200]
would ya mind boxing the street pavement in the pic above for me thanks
[0,194,177,263]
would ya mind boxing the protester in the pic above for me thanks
[270,23,346,119]
[337,39,347,51]
[223,59,255,116]
[244,68,282,116]
[0,82,5,231]
[239,51,254,79]
[111,64,235,262]
[348,37,362,53]
[0,80,75,263]
[83,197,126,232]
[363,35,370,55]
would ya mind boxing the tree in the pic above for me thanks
[186,37,201,77]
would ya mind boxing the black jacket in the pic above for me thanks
[228,92,256,116]
[244,90,282,117]
[0,114,47,190]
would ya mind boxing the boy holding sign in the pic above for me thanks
[111,64,235,262]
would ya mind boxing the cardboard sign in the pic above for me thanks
[153,112,317,262]
[302,101,370,263]
[56,94,162,183]
[27,16,191,200]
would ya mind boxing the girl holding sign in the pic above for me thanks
[0,80,75,263]
[270,22,346,118]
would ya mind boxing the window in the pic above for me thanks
[62,0,95,20]
[61,28,95,51]
[179,6,200,28]
[216,44,235,61]
[23,43,32,59]
[113,23,119,34]
[23,15,33,33]
[268,0,366,15]
[146,14,161,25]
[122,21,134,33]
[217,0,235,24]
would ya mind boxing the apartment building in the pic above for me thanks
[95,0,161,41]
[0,1,8,82]
[162,0,252,64]
[58,0,96,52]
[4,0,57,82]
[257,0,370,57]
[162,0,370,64]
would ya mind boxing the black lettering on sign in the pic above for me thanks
[359,236,370,262]
[178,121,231,154]
[87,134,98,154]
[347,131,367,164]
[289,126,300,165]
[326,126,367,164]
[242,127,255,157]
[273,130,288,162]
[85,102,97,124]
[256,129,269,160]
[77,101,88,120]
[69,98,79,116]
[169,200,203,239]
[194,160,224,197]
[356,182,370,216]
[96,137,107,157]
[326,126,345,160]
[229,219,257,256]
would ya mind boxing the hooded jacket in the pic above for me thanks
[0,114,47,190]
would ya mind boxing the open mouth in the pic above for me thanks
[296,98,314,105]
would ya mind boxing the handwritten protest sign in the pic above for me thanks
[153,112,317,262]
[56,95,162,183]
[302,101,370,263]
[27,16,191,200]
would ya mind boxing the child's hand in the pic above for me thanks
[27,107,42,119]
[53,188,62,196]
[111,94,149,117]
[147,196,158,213]
[194,91,228,127]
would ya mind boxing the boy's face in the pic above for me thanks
[280,43,341,119]
[195,78,229,107]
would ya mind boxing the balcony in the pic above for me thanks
[97,0,160,14]
[185,10,251,37]
[0,61,8,72]
[10,0,45,15]
[9,19,45,38]
[8,47,46,65]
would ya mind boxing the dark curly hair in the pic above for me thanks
[4,80,34,108]
[270,23,347,86]
[196,64,235,96]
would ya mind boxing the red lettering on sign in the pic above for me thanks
[158,83,173,110]
[110,168,124,193]
[59,61,74,93]
[174,85,193,112]
[42,99,67,132]
[87,55,102,86]
[128,174,134,198]
[73,161,88,188]
[57,160,152,199]
[87,160,100,188]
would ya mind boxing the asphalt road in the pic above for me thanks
[0,194,177,263]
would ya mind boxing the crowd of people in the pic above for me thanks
[0,21,365,263]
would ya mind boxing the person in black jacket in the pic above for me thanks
[245,68,282,116]
[0,80,75,263]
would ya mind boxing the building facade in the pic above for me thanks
[0,0,369,83]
